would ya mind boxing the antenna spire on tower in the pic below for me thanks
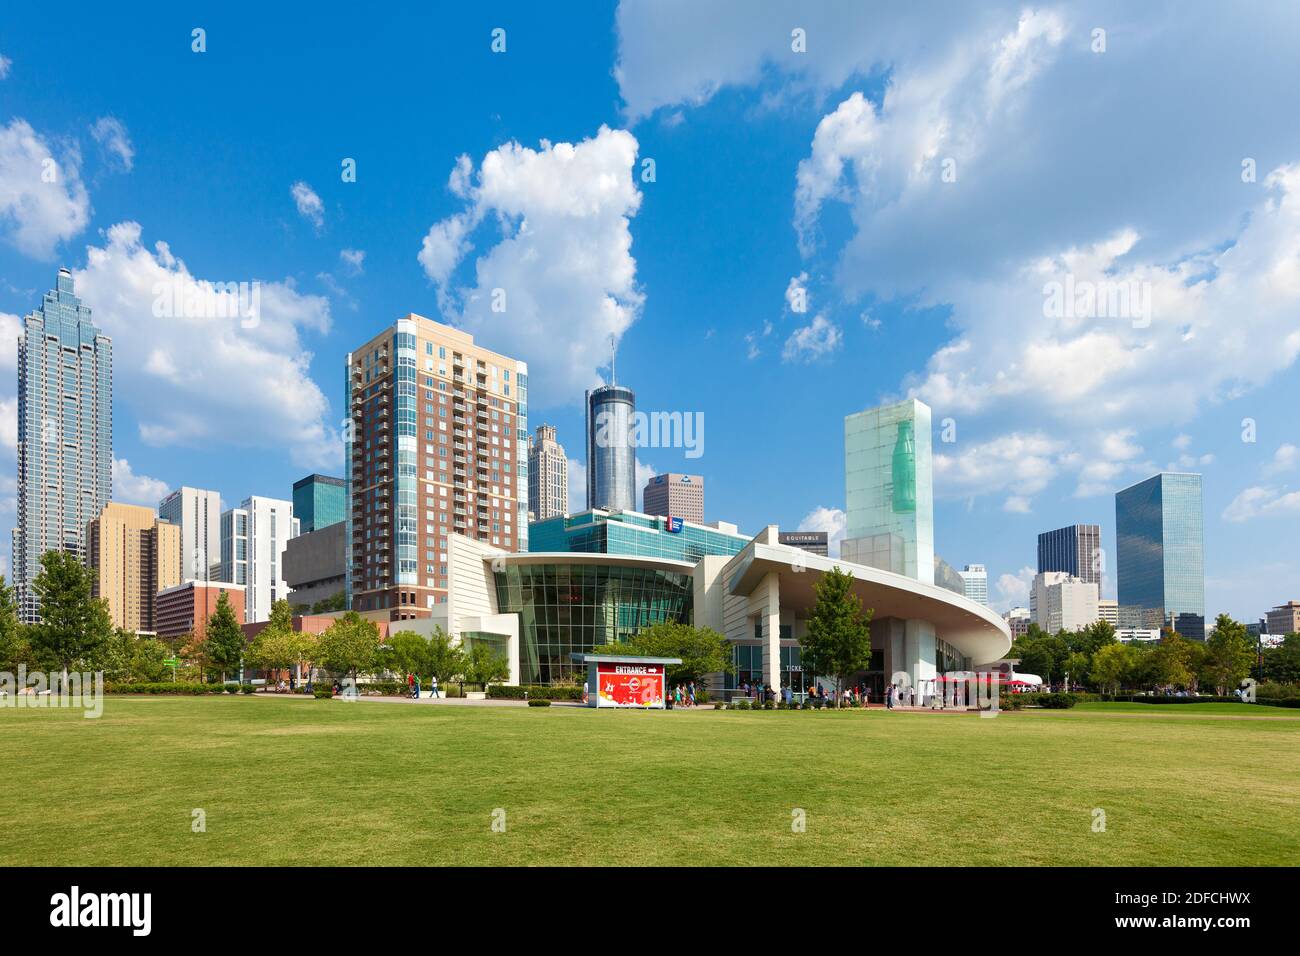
[610,335,617,386]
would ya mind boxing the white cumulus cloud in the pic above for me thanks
[782,314,841,363]
[0,119,91,259]
[798,505,846,557]
[290,181,324,230]
[90,116,134,172]
[112,458,169,507]
[418,126,644,404]
[73,221,337,468]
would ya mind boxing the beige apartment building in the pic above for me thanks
[1266,601,1300,637]
[86,502,182,632]
[347,315,528,621]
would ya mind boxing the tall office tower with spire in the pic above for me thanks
[585,338,636,512]
[527,424,568,521]
[13,269,113,623]
[346,314,528,620]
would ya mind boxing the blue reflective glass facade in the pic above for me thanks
[292,474,346,532]
[14,269,112,623]
[585,384,636,511]
[529,509,749,562]
[1116,473,1205,640]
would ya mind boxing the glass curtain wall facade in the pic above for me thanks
[13,269,113,622]
[1116,473,1205,640]
[585,384,636,512]
[292,475,346,532]
[529,509,749,562]
[1037,524,1101,587]
[493,562,694,684]
[843,398,934,584]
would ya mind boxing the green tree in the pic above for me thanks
[0,575,33,672]
[387,630,433,680]
[424,628,466,687]
[1064,651,1091,691]
[588,621,733,687]
[1090,642,1134,695]
[1261,633,1300,684]
[92,628,137,681]
[1073,619,1117,656]
[247,626,310,682]
[179,631,212,682]
[1147,634,1195,692]
[131,638,171,682]
[800,566,874,704]
[310,592,347,613]
[315,611,381,684]
[1202,613,1254,696]
[27,550,114,682]
[246,599,304,678]
[204,590,246,681]
[463,642,509,689]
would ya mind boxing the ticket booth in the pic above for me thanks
[572,654,682,709]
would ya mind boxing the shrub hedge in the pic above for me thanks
[103,682,225,695]
[527,698,552,707]
[1100,693,1300,709]
[487,685,584,701]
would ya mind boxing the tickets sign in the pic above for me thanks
[596,661,666,708]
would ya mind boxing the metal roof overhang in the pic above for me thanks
[726,543,1012,665]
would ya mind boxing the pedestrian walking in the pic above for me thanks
[430,675,440,698]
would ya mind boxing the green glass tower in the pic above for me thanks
[843,398,934,584]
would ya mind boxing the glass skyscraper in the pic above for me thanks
[585,384,636,512]
[292,474,346,532]
[1037,524,1102,587]
[842,398,934,584]
[13,269,112,623]
[1116,473,1205,640]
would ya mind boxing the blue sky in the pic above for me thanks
[0,1,1297,621]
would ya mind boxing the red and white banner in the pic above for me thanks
[596,662,666,708]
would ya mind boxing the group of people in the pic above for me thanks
[671,682,698,707]
[405,673,441,699]
[885,683,917,709]
[736,682,877,707]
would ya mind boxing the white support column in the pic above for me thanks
[904,619,937,703]
[760,571,781,690]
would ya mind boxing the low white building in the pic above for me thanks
[1115,627,1161,644]
[1030,571,1099,633]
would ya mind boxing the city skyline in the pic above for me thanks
[1,4,1297,626]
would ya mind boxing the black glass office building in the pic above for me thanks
[492,560,694,684]
[1037,524,1101,587]
[1115,473,1205,640]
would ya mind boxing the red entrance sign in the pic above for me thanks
[596,662,666,708]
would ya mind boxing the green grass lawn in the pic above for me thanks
[1072,701,1298,717]
[1,696,1296,866]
